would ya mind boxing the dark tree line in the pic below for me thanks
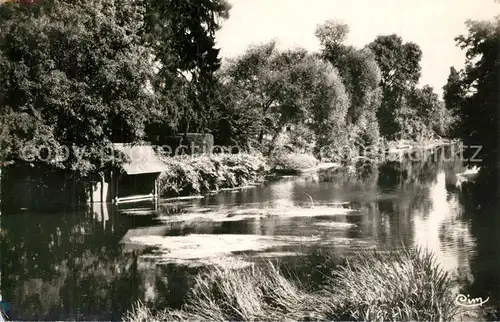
[443,16,500,203]
[1,0,494,186]
[219,20,453,161]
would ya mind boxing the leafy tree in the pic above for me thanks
[143,0,231,135]
[442,67,465,136]
[216,42,282,149]
[368,35,423,138]
[411,86,451,137]
[219,42,349,157]
[431,100,453,138]
[369,34,422,93]
[316,20,382,124]
[443,67,465,113]
[315,19,350,57]
[454,17,500,202]
[316,20,382,150]
[0,0,155,174]
[211,77,263,149]
[306,58,350,160]
[392,85,450,140]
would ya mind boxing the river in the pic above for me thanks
[1,145,499,320]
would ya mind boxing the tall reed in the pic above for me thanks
[124,247,459,322]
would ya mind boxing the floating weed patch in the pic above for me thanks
[313,222,357,228]
[155,205,354,224]
[126,234,323,269]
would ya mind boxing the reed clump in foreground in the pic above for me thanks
[124,248,459,322]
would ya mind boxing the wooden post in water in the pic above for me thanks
[114,173,121,204]
[109,169,114,204]
[100,171,105,203]
[154,177,158,199]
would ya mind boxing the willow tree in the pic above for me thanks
[316,20,382,148]
[219,41,349,157]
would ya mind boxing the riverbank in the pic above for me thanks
[157,152,338,198]
[386,138,457,153]
[124,248,459,321]
[157,139,454,199]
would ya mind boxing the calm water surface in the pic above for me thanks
[1,146,499,320]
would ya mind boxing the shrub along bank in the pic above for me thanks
[268,152,320,174]
[157,152,328,198]
[157,153,269,197]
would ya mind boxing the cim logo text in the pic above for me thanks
[455,294,489,308]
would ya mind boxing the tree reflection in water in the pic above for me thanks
[461,190,500,316]
[1,206,156,320]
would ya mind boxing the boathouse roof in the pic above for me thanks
[113,143,168,175]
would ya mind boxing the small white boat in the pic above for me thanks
[455,166,480,187]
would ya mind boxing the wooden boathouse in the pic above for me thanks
[1,135,211,213]
[87,143,168,205]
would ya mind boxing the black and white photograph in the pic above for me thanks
[0,0,499,320]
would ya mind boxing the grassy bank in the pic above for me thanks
[124,248,459,321]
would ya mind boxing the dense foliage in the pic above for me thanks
[367,34,452,140]
[316,20,381,148]
[216,42,350,158]
[443,17,500,202]
[0,0,155,173]
[215,20,453,162]
[0,0,230,175]
[157,153,268,197]
[142,0,231,136]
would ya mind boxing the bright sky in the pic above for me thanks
[216,0,499,96]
